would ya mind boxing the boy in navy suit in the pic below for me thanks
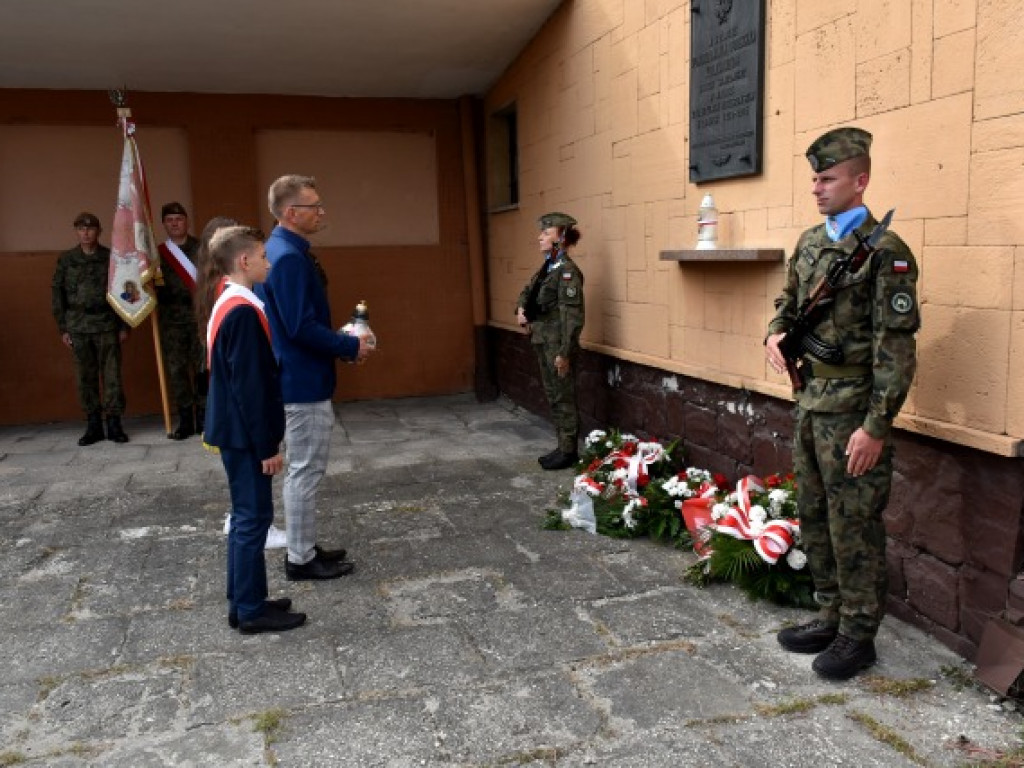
[198,225,306,634]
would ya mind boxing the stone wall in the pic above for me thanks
[490,326,1024,659]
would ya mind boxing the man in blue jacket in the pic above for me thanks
[258,175,371,580]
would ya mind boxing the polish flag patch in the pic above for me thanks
[893,260,909,273]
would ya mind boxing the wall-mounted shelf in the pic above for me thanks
[659,248,785,263]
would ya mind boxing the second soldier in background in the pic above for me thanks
[157,202,206,439]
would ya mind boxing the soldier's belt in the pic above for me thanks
[802,360,871,379]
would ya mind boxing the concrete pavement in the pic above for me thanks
[0,394,1020,767]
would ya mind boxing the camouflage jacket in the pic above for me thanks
[517,253,585,358]
[767,212,919,438]
[155,235,200,325]
[52,244,122,334]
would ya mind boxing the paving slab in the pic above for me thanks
[0,394,1020,767]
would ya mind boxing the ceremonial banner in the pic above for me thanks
[107,114,159,327]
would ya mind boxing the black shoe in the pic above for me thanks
[540,450,579,471]
[777,619,839,654]
[228,597,293,629]
[105,416,129,443]
[169,409,196,440]
[78,414,105,446]
[238,606,307,635]
[314,544,347,562]
[812,634,877,680]
[195,406,206,434]
[537,448,561,466]
[285,554,355,581]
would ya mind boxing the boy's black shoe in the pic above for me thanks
[228,598,293,629]
[540,450,579,470]
[812,634,877,680]
[285,554,355,581]
[777,619,839,654]
[238,606,307,635]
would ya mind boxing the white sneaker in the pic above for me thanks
[223,513,231,535]
[264,525,288,550]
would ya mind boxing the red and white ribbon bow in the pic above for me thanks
[712,475,800,565]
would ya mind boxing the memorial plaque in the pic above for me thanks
[689,0,766,183]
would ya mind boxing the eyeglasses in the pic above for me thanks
[290,202,325,211]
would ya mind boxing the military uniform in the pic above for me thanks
[156,233,205,434]
[51,216,128,443]
[517,212,585,467]
[769,127,919,680]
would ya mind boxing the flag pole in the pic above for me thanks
[109,91,172,435]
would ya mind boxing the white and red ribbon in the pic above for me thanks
[159,239,197,292]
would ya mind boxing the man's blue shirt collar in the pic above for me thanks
[825,206,867,242]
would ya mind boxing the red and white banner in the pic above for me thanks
[106,115,159,327]
[159,239,197,292]
[713,475,800,565]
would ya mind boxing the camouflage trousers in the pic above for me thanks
[533,341,578,453]
[793,407,892,641]
[69,331,125,417]
[159,321,205,414]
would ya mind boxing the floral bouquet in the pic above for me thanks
[685,473,816,609]
[545,429,688,546]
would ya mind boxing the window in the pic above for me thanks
[488,103,518,211]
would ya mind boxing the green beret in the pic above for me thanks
[161,201,188,219]
[538,212,577,229]
[73,212,100,228]
[805,127,872,172]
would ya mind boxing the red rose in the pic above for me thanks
[765,474,781,488]
[713,473,729,488]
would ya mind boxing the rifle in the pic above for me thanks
[778,209,894,392]
[522,240,567,323]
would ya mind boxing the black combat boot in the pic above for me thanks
[78,413,105,446]
[812,634,877,680]
[195,406,206,436]
[170,408,196,440]
[540,449,579,471]
[106,415,130,443]
[777,619,839,654]
[537,448,561,466]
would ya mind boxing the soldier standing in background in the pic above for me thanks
[52,212,130,445]
[516,212,585,471]
[157,202,205,439]
[765,127,919,680]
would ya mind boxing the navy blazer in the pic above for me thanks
[204,305,285,460]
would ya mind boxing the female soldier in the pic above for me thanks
[516,212,584,471]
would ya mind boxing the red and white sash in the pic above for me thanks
[206,282,271,368]
[159,239,197,292]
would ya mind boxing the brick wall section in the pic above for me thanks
[490,326,1024,658]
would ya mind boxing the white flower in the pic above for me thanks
[711,502,731,521]
[768,488,789,515]
[786,548,807,570]
[622,508,636,529]
[585,430,607,447]
[686,467,711,482]
[748,505,767,530]
[620,433,638,443]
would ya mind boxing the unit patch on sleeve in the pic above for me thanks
[890,291,914,314]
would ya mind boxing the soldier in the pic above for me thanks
[765,128,919,680]
[52,212,130,445]
[157,202,206,439]
[516,212,585,471]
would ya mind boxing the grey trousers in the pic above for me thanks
[283,400,335,565]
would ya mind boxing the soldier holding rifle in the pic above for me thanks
[764,128,919,680]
